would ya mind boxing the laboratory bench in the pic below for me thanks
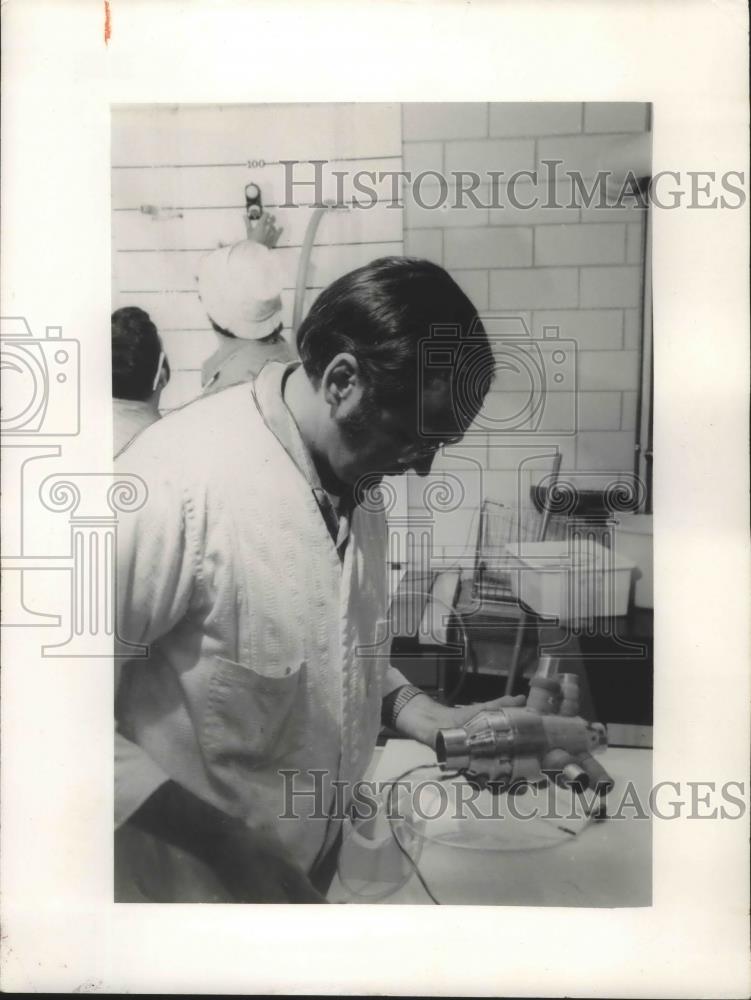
[328,739,652,906]
[345,565,653,905]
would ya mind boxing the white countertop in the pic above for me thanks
[329,739,652,907]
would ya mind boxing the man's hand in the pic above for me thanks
[244,210,284,248]
[444,694,527,728]
[127,780,326,903]
[393,691,526,750]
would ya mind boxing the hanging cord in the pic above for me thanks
[292,202,350,334]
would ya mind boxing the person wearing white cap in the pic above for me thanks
[198,235,295,395]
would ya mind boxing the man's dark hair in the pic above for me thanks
[112,307,168,401]
[296,257,494,423]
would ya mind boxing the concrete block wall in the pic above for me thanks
[401,102,650,564]
[111,102,650,570]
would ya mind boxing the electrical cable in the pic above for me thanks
[389,768,602,855]
[336,763,602,904]
[383,764,450,904]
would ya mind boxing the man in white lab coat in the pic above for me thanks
[114,256,520,903]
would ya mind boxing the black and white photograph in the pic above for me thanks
[111,101,655,907]
[1,2,748,996]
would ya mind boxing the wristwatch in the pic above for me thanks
[380,684,424,730]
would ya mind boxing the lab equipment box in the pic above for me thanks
[503,539,635,621]
[612,513,653,608]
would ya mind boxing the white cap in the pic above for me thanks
[197,241,284,340]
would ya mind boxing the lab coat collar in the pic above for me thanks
[252,361,319,488]
[252,361,353,555]
[201,337,252,389]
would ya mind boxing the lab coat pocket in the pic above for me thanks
[202,656,306,776]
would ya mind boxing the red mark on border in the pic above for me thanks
[104,1,112,45]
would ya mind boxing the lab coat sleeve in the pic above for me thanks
[114,450,202,825]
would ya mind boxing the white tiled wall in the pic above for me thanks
[111,104,403,412]
[402,101,650,563]
[111,103,650,571]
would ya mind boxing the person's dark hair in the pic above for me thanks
[210,318,284,343]
[112,307,167,401]
[296,257,494,423]
[210,319,236,339]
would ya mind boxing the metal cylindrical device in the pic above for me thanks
[436,651,613,800]
[437,708,545,783]
[437,709,613,795]
[436,727,472,771]
[436,710,517,780]
[578,751,614,795]
[542,748,589,791]
[561,762,590,791]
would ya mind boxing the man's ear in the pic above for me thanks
[321,353,361,410]
[156,356,170,391]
